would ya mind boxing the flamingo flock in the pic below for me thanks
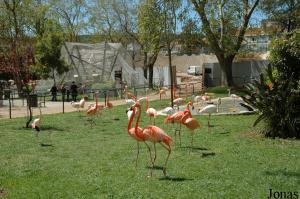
[31,85,215,178]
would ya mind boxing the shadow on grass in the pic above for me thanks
[40,126,64,131]
[15,126,62,132]
[180,146,209,151]
[159,176,193,182]
[219,131,230,135]
[201,152,216,157]
[40,143,54,147]
[146,165,164,170]
[265,170,300,178]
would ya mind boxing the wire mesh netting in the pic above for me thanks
[37,42,147,90]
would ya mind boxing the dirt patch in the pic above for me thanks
[240,131,264,139]
[0,188,7,198]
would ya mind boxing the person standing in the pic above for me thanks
[50,84,58,101]
[70,81,78,101]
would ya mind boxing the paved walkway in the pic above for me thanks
[0,92,165,119]
[0,92,254,119]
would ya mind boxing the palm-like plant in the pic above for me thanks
[242,30,300,138]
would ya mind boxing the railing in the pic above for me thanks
[0,82,205,119]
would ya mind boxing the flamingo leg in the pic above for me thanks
[150,143,157,177]
[160,143,171,177]
[173,122,177,144]
[144,141,153,166]
[153,143,157,164]
[135,141,140,169]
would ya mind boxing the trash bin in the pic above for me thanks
[29,94,38,107]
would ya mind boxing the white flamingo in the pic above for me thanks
[161,107,175,115]
[173,98,185,110]
[199,104,219,132]
[71,97,87,112]
[31,103,42,136]
[145,96,157,125]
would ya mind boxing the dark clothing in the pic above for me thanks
[50,86,58,101]
[70,83,78,101]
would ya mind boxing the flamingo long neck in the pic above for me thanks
[128,108,135,131]
[135,106,141,130]
[134,105,144,139]
[39,106,42,120]
[186,103,192,118]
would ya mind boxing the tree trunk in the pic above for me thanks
[143,68,147,79]
[168,45,174,107]
[217,54,235,87]
[25,93,32,128]
[148,64,154,89]
[143,52,148,79]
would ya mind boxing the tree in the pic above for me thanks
[190,0,260,86]
[51,0,89,42]
[0,0,36,94]
[31,21,69,84]
[161,0,181,106]
[138,0,165,88]
[179,19,204,55]
[260,0,300,32]
[242,30,300,138]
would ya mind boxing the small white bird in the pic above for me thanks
[125,99,136,107]
[230,94,240,106]
[145,96,157,124]
[199,104,218,132]
[71,97,86,111]
[161,107,175,115]
[194,95,202,103]
[173,98,185,109]
[126,107,137,120]
[31,104,42,137]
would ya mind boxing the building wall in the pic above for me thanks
[203,60,269,87]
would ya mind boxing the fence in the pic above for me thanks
[0,82,203,119]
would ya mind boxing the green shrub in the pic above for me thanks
[242,30,300,138]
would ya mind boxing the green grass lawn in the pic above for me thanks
[0,100,299,198]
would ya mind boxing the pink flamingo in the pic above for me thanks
[134,101,172,176]
[124,85,136,100]
[86,93,100,126]
[173,87,179,99]
[181,111,201,152]
[145,96,157,125]
[106,94,113,109]
[127,106,153,168]
[164,101,193,146]
[158,88,167,100]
